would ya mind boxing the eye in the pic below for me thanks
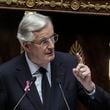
[41,38,48,44]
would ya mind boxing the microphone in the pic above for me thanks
[57,79,70,110]
[13,77,36,110]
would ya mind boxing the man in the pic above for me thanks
[0,12,110,110]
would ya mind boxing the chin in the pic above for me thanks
[50,55,55,60]
[48,55,55,61]
[44,53,55,62]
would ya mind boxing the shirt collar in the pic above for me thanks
[25,52,50,75]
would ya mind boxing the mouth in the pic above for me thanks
[46,50,54,56]
[48,51,54,56]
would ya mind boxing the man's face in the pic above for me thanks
[26,22,56,66]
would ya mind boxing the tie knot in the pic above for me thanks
[39,67,47,74]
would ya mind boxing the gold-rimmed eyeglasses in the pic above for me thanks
[31,33,58,47]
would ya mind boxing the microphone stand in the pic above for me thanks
[13,92,27,110]
[13,77,36,110]
[57,80,70,110]
[58,83,70,110]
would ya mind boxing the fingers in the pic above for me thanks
[73,53,91,79]
[75,63,85,72]
[76,53,83,64]
[73,53,84,78]
[73,63,91,79]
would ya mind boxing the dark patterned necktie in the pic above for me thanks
[38,67,51,108]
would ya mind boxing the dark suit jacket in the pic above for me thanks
[0,51,110,110]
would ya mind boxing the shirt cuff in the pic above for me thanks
[85,85,96,99]
[87,88,96,96]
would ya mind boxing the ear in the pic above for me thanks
[23,42,31,52]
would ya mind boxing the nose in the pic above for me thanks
[48,39,54,49]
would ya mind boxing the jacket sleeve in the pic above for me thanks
[76,80,110,110]
[88,86,110,110]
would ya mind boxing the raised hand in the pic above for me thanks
[73,53,95,92]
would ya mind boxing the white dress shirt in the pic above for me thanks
[25,53,51,102]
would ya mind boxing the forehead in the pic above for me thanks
[33,22,54,39]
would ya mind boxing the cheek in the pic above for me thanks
[37,49,45,57]
[33,47,43,54]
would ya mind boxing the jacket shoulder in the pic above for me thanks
[55,51,78,66]
[0,54,24,73]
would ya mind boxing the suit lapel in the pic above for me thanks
[14,52,68,110]
[15,54,43,110]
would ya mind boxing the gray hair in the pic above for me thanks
[17,12,50,45]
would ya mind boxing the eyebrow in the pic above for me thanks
[39,33,54,40]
